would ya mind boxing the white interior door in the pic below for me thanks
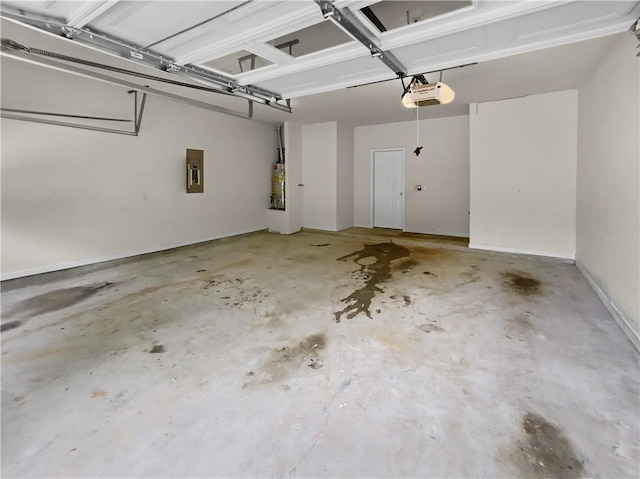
[373,149,404,229]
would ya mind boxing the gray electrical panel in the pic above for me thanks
[186,149,204,193]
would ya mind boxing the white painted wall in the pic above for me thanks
[577,34,639,340]
[354,115,469,236]
[469,90,578,259]
[336,122,354,231]
[302,122,338,230]
[285,121,304,233]
[1,59,277,279]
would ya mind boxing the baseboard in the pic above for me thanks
[302,225,340,232]
[1,227,267,281]
[268,227,302,235]
[404,230,469,239]
[336,223,355,232]
[469,243,575,261]
[353,225,469,238]
[576,261,639,352]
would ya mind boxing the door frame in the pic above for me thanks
[370,147,406,231]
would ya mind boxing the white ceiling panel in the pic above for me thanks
[515,1,634,40]
[155,1,296,59]
[256,55,391,98]
[393,29,486,74]
[168,1,324,64]
[2,0,81,21]
[87,1,247,52]
[235,42,367,86]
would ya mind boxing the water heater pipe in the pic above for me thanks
[277,124,284,163]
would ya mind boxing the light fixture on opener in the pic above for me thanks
[401,72,455,107]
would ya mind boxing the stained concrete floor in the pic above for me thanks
[1,230,638,478]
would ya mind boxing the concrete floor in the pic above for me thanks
[1,230,638,478]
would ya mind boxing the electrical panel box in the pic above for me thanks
[186,149,204,193]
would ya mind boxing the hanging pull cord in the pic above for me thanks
[413,105,423,156]
[1,38,234,96]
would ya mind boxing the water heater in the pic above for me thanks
[270,163,285,210]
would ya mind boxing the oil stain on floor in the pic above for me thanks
[333,243,410,322]
[3,282,113,317]
[513,412,585,479]
[1,282,113,331]
[502,272,542,296]
[1,321,22,332]
[243,333,327,387]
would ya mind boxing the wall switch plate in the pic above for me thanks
[186,149,204,193]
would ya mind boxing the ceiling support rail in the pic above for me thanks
[0,108,132,122]
[0,8,291,113]
[1,44,253,121]
[1,90,147,136]
[314,0,406,78]
[1,112,138,136]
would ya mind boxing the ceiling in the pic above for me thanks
[0,1,638,126]
[287,32,621,126]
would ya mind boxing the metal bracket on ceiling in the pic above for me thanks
[313,0,406,78]
[0,89,147,136]
[0,6,292,114]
